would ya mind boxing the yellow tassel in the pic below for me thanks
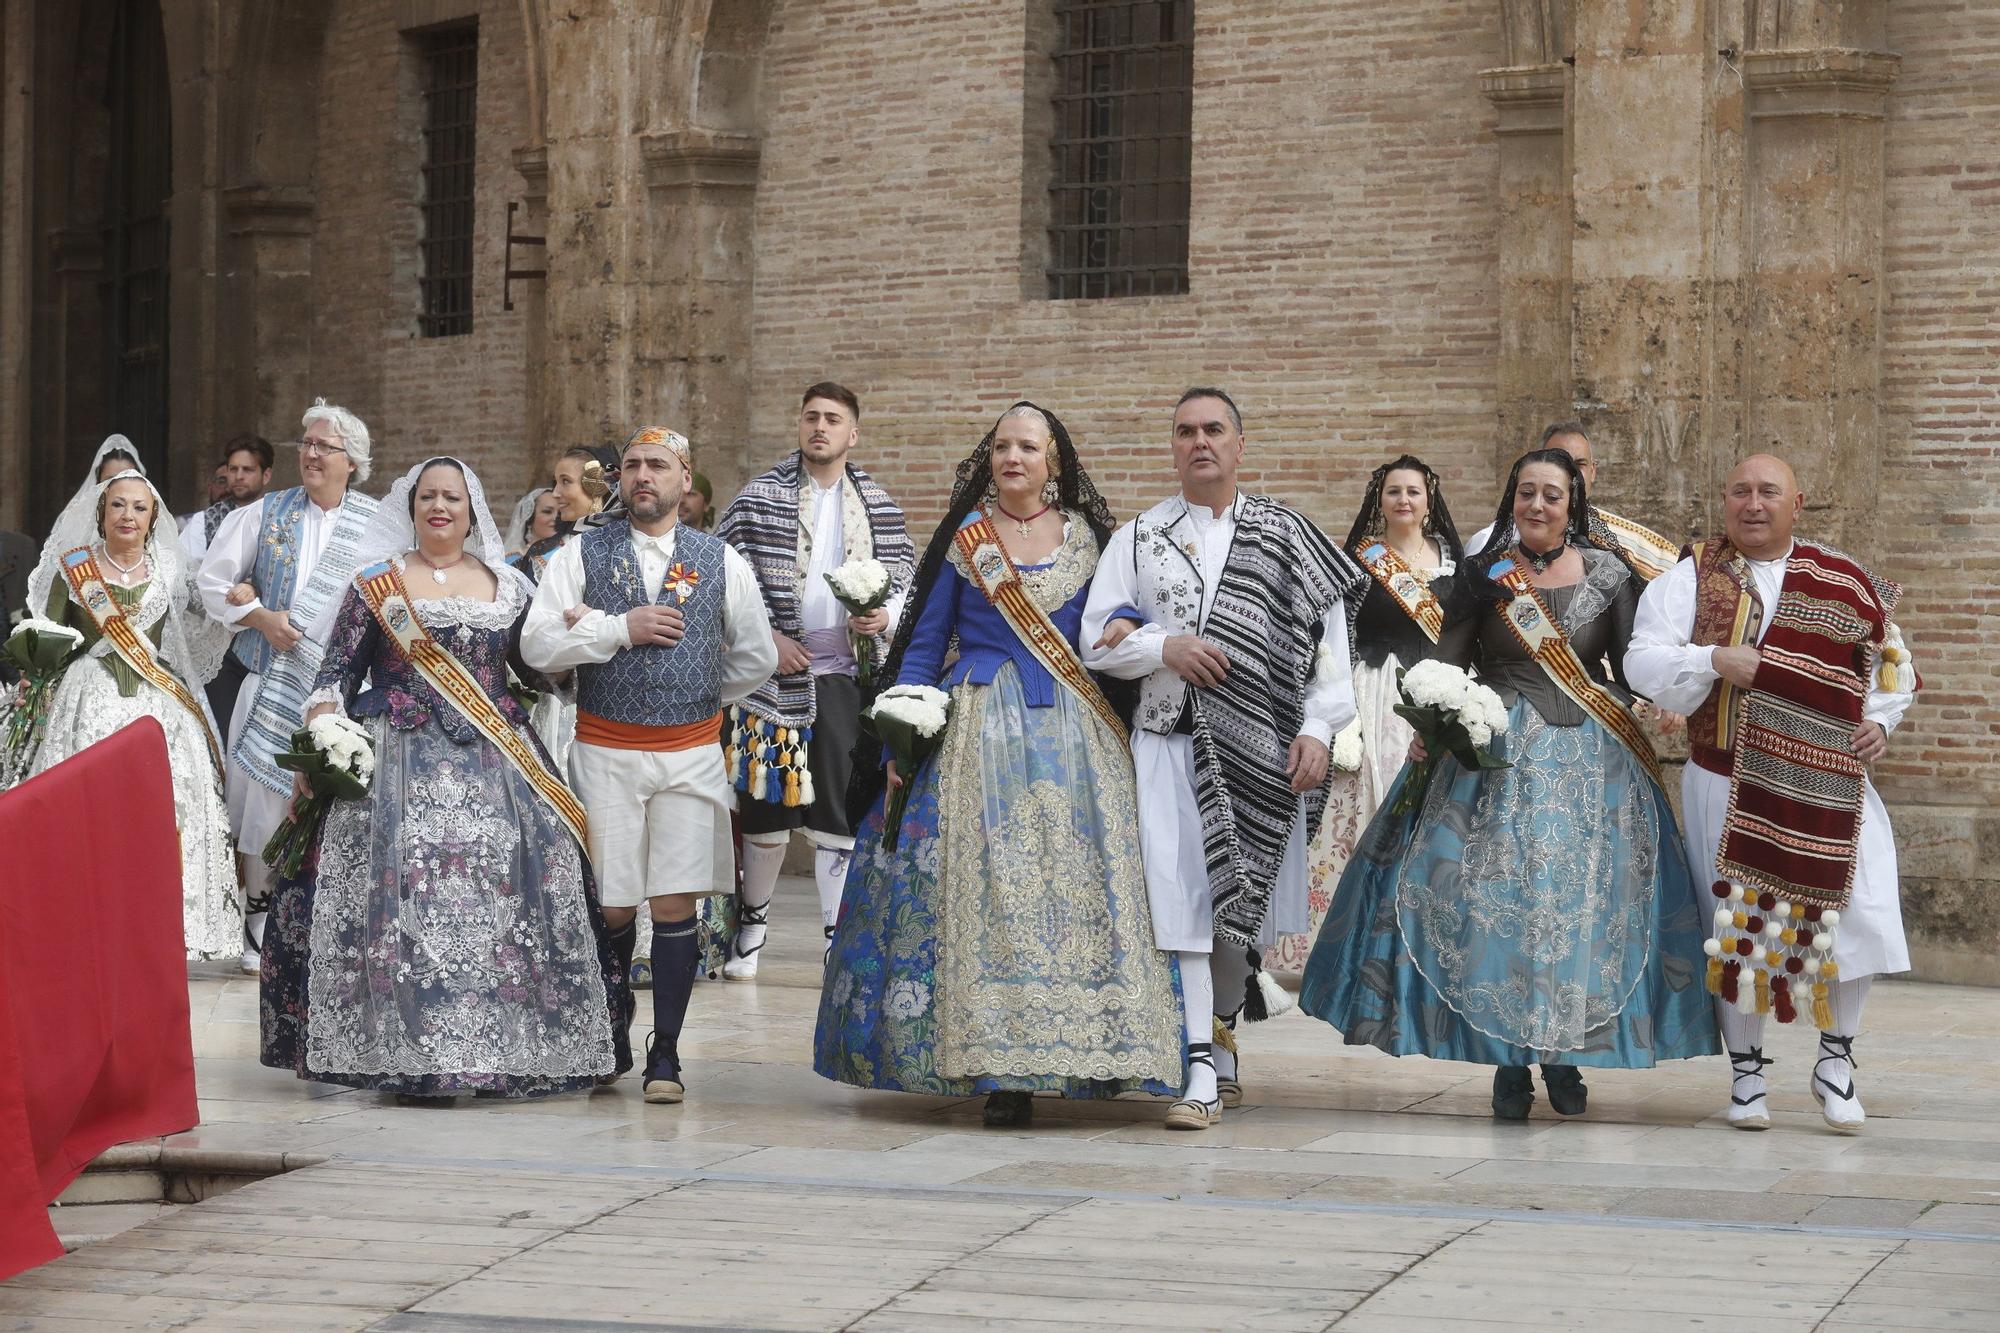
[1211,1016,1239,1054]
[785,769,800,807]
[1705,957,1724,994]
[1812,981,1834,1031]
[1754,969,1770,1015]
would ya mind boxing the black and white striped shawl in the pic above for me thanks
[1180,494,1367,946]
[715,453,914,728]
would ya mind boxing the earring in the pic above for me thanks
[1042,477,1060,506]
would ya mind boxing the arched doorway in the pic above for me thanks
[99,0,171,479]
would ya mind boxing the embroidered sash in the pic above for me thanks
[355,561,589,849]
[1685,540,1763,769]
[1354,540,1443,642]
[1595,509,1679,581]
[60,547,224,773]
[953,516,1128,744]
[1488,557,1662,784]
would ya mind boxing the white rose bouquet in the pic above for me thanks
[868,683,952,850]
[0,617,86,783]
[825,557,894,687]
[1387,661,1510,816]
[262,714,376,876]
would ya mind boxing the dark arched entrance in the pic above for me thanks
[100,0,171,479]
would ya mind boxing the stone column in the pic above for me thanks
[220,187,316,445]
[1740,46,1898,551]
[637,128,760,486]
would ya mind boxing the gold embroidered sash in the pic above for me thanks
[355,560,590,849]
[1354,540,1443,642]
[952,516,1128,744]
[1488,556,1661,783]
[59,546,223,772]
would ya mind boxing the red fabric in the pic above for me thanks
[0,717,198,1279]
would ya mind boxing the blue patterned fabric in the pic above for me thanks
[575,521,727,726]
[232,486,308,674]
[1300,697,1719,1068]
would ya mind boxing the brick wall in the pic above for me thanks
[746,0,1505,543]
[1875,2,2000,805]
[307,0,537,510]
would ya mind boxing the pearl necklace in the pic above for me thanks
[100,543,147,584]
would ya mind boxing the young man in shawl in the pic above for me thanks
[1627,454,1918,1134]
[1082,387,1365,1130]
[1465,421,1681,579]
[714,382,915,978]
[522,426,777,1103]
[198,401,379,974]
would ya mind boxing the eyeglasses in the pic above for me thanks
[292,439,348,458]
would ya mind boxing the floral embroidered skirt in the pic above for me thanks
[261,714,628,1097]
[815,661,1185,1098]
[1299,698,1719,1069]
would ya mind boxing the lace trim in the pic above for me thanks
[391,555,525,630]
[1561,547,1631,633]
[945,513,1099,611]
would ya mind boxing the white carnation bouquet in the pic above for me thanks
[0,617,86,783]
[1387,660,1510,816]
[263,713,376,876]
[867,683,952,850]
[825,557,894,687]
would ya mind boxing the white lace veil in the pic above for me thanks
[26,435,148,616]
[316,456,527,640]
[504,486,551,554]
[27,468,230,698]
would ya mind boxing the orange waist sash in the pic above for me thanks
[575,710,722,753]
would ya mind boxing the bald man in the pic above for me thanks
[1627,455,1918,1134]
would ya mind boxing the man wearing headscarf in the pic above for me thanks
[522,426,776,1104]
[198,399,379,973]
[715,382,915,978]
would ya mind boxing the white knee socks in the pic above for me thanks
[1178,951,1217,1102]
[737,836,787,954]
[813,843,853,933]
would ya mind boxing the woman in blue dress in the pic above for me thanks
[815,403,1184,1127]
[1300,447,1718,1118]
[261,457,628,1100]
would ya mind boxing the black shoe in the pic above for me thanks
[1540,1063,1587,1116]
[642,1031,685,1105]
[1492,1065,1535,1120]
[981,1090,1033,1128]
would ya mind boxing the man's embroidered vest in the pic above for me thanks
[231,487,309,674]
[575,521,729,726]
[1131,519,1205,735]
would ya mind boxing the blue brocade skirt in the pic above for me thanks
[1299,698,1719,1068]
[814,662,1185,1098]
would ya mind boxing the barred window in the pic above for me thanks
[416,25,478,337]
[1047,1,1193,300]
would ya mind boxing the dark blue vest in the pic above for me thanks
[231,487,309,674]
[575,521,729,726]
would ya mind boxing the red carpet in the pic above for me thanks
[0,717,198,1279]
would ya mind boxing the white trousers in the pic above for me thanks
[1680,763,1909,978]
[1132,730,1309,953]
[570,740,735,909]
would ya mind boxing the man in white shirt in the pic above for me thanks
[523,427,776,1103]
[715,383,914,978]
[1082,387,1362,1130]
[199,402,378,973]
[1627,454,1916,1133]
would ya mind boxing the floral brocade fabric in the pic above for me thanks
[814,538,1184,1098]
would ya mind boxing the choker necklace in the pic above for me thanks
[994,500,1052,537]
[414,549,467,586]
[101,544,146,579]
[1518,540,1567,574]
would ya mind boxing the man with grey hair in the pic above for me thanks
[199,399,379,972]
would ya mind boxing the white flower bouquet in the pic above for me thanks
[262,714,376,876]
[1387,660,1510,816]
[1,617,86,783]
[825,557,893,687]
[868,683,952,850]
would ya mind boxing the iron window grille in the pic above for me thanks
[417,25,478,337]
[1047,0,1193,300]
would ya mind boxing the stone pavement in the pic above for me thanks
[10,879,2000,1331]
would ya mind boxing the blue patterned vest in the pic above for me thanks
[575,521,730,726]
[231,487,309,674]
